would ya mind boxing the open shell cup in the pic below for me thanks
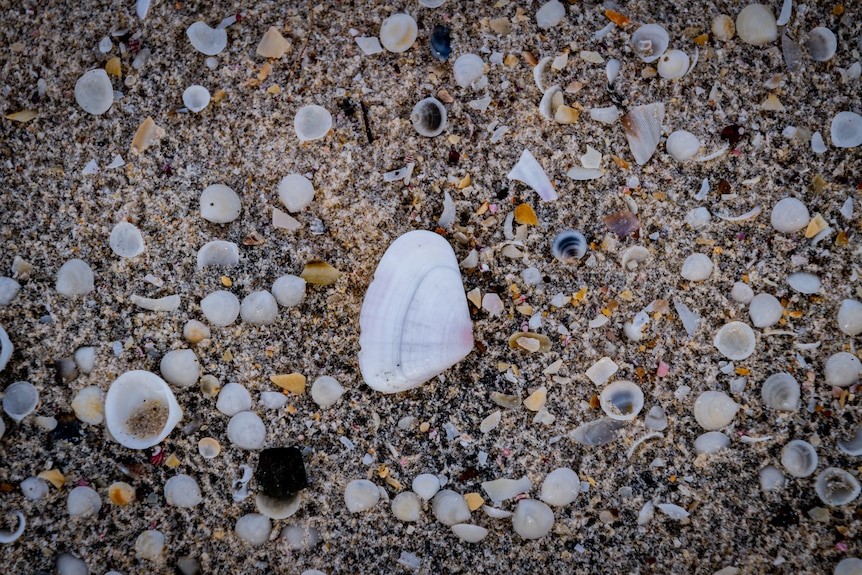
[105,370,182,449]
[599,380,644,421]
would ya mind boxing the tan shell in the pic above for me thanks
[300,260,342,285]
[257,27,289,58]
[508,332,551,353]
[130,117,164,155]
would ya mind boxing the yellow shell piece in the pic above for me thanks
[464,492,485,511]
[509,332,551,353]
[5,110,37,123]
[37,469,65,490]
[257,27,290,59]
[271,373,306,394]
[523,386,548,411]
[514,203,538,226]
[108,482,136,506]
[165,454,181,468]
[301,260,342,285]
[105,57,122,77]
[805,214,828,238]
[130,117,164,155]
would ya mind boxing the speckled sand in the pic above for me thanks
[1,0,862,573]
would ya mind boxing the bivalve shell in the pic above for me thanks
[294,105,332,142]
[771,197,810,232]
[657,50,690,79]
[200,184,241,223]
[711,15,735,42]
[838,299,862,336]
[714,321,756,360]
[631,24,669,63]
[736,4,777,46]
[104,371,182,449]
[0,324,11,372]
[761,372,800,411]
[109,222,146,257]
[816,468,862,506]
[599,380,644,421]
[831,112,862,148]
[806,27,837,62]
[693,391,739,430]
[622,103,665,165]
[781,439,818,477]
[182,85,210,112]
[75,69,113,115]
[694,431,730,455]
[453,54,485,88]
[749,293,783,328]
[3,381,38,422]
[187,21,227,56]
[666,131,701,161]
[359,231,473,393]
[825,352,861,388]
[379,14,417,53]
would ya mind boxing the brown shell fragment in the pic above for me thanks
[300,260,342,285]
[257,27,290,59]
[5,110,37,123]
[508,332,552,353]
[604,211,641,238]
[130,117,164,155]
[514,203,538,226]
[105,57,122,77]
[270,373,306,394]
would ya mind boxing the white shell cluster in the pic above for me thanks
[359,231,473,393]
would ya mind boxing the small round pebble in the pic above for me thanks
[391,491,421,522]
[730,281,754,304]
[277,175,315,213]
[240,291,278,325]
[164,474,203,508]
[825,352,861,388]
[68,485,102,517]
[75,69,113,115]
[681,253,712,281]
[160,349,200,387]
[235,513,271,545]
[21,476,49,501]
[512,499,554,539]
[183,319,211,343]
[0,277,21,305]
[540,467,581,507]
[201,290,240,326]
[412,473,441,500]
[431,489,471,526]
[771,197,810,233]
[56,259,95,297]
[200,184,241,223]
[227,411,267,449]
[135,530,165,559]
[749,293,783,328]
[109,222,145,258]
[216,383,252,416]
[344,479,380,513]
[311,375,345,408]
[272,274,306,306]
[838,299,862,336]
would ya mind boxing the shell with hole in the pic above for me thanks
[359,231,474,393]
[104,371,182,449]
[631,24,669,63]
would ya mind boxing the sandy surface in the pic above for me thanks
[1,0,861,573]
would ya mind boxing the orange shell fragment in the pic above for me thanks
[514,203,538,226]
[605,9,630,27]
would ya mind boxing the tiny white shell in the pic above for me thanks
[657,50,690,79]
[379,14,417,53]
[410,97,447,137]
[201,290,240,326]
[681,253,712,282]
[539,85,563,121]
[786,272,820,294]
[711,15,735,42]
[837,424,862,456]
[535,0,565,29]
[453,54,485,88]
[749,293,783,328]
[432,490,471,525]
[200,184,241,223]
[109,222,146,258]
[605,59,621,85]
[781,439,818,477]
[730,282,754,304]
[277,174,315,213]
[761,372,800,411]
[815,468,861,506]
[294,105,332,142]
[759,465,785,491]
[75,69,114,115]
[105,370,183,449]
[831,112,862,148]
[693,390,739,430]
[825,352,861,388]
[196,240,239,269]
[631,24,669,63]
[771,197,810,233]
[714,321,756,360]
[182,85,211,113]
[187,21,227,56]
[451,524,488,543]
[806,27,837,62]
[838,299,862,336]
[620,245,649,270]
[599,380,644,421]
[3,381,38,422]
[694,431,730,455]
[589,105,621,124]
[666,131,701,161]
[512,499,554,539]
[735,4,777,46]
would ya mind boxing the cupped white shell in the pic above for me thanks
[631,24,669,63]
[453,54,485,88]
[599,380,644,421]
[666,131,701,161]
[838,424,862,456]
[831,112,862,148]
[781,439,818,477]
[75,69,113,115]
[657,50,690,79]
[825,352,861,388]
[200,184,241,223]
[816,468,861,506]
[294,105,332,142]
[761,372,800,411]
[787,272,820,294]
[622,103,664,165]
[694,431,730,455]
[359,231,474,393]
[806,27,837,62]
[711,14,735,42]
[693,391,739,430]
[838,299,862,336]
[749,293,783,328]
[182,85,211,113]
[771,197,810,232]
[187,21,227,56]
[109,222,146,257]
[410,97,447,137]
[197,240,239,269]
[379,13,418,53]
[104,370,182,450]
[736,4,777,46]
[3,381,38,422]
[713,321,756,360]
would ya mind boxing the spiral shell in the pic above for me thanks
[551,231,586,263]
[815,468,861,506]
[599,381,644,421]
[657,50,690,79]
[410,98,447,137]
[760,372,800,411]
[780,439,818,477]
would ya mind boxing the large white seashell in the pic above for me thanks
[657,50,690,79]
[693,390,739,430]
[453,54,485,88]
[831,112,862,148]
[599,380,644,421]
[379,13,417,53]
[200,184,241,223]
[761,372,800,411]
[0,324,13,372]
[736,4,777,46]
[806,27,837,62]
[781,439,818,477]
[359,231,473,393]
[631,24,669,63]
[507,149,557,201]
[622,103,664,165]
[105,370,182,449]
[815,468,861,506]
[187,21,227,56]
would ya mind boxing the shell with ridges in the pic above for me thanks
[622,103,665,165]
[761,372,800,411]
[410,98,447,137]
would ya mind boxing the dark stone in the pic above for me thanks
[430,25,451,61]
[256,447,308,498]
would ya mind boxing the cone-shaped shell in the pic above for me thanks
[105,370,182,449]
[359,231,473,393]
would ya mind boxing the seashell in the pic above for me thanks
[104,371,182,450]
[838,299,862,336]
[109,222,145,257]
[631,24,669,63]
[536,0,565,29]
[731,282,754,304]
[666,130,701,161]
[187,21,227,56]
[451,524,488,543]
[300,260,342,286]
[453,54,485,88]
[761,372,800,411]
[56,258,95,297]
[200,184,241,223]
[657,50,690,79]
[540,467,580,507]
[0,325,13,373]
[240,291,278,325]
[714,321,756,360]
[234,514,271,545]
[759,465,785,491]
[72,386,105,424]
[681,253,712,282]
[512,499,554,540]
[831,112,862,148]
[604,211,641,238]
[735,4,777,46]
[599,380,644,421]
[533,56,553,93]
[825,352,861,388]
[806,27,837,62]
[410,97,447,137]
[412,474,441,501]
[781,439,818,477]
[566,166,602,180]
[379,13,417,53]
[622,103,665,165]
[816,468,861,507]
[256,492,302,520]
[508,332,551,353]
[0,510,25,544]
[419,0,446,6]
[198,437,221,459]
[657,503,689,520]
[197,240,239,269]
[551,231,586,263]
[75,69,113,115]
[182,85,210,113]
[507,149,557,201]
[294,105,332,142]
[787,272,820,294]
[227,411,266,450]
[311,375,345,408]
[685,207,711,229]
[694,431,730,455]
[749,293,783,328]
[771,197,810,233]
[3,381,38,422]
[201,290,240,326]
[432,490,471,525]
[711,14,735,42]
[645,405,668,431]
[359,231,473,393]
[355,36,382,56]
[277,174,315,213]
[429,25,451,61]
[693,390,739,430]
[589,105,620,124]
[838,424,862,456]
[836,558,862,575]
[481,476,532,502]
[0,278,19,305]
[130,116,164,155]
[569,417,624,446]
[272,275,306,307]
[620,246,649,271]
[257,27,289,59]
[539,85,563,121]
[605,59,621,85]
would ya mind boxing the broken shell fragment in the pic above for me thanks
[736,4,777,46]
[300,260,341,285]
[104,371,182,450]
[130,117,164,154]
[569,417,624,446]
[508,332,551,353]
[714,321,756,360]
[694,431,730,455]
[539,85,563,121]
[815,468,861,506]
[380,13,417,53]
[599,380,644,421]
[631,24,669,63]
[711,14,735,41]
[781,439,818,477]
[257,27,289,59]
[0,511,25,544]
[507,149,557,201]
[410,97,447,137]
[359,231,473,393]
[197,240,239,269]
[0,325,12,372]
[622,103,665,165]
[806,27,837,62]
[551,230,587,263]
[75,69,113,115]
[187,21,227,55]
[294,105,332,142]
[693,390,739,430]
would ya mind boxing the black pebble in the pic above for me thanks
[430,25,451,61]
[256,447,308,498]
